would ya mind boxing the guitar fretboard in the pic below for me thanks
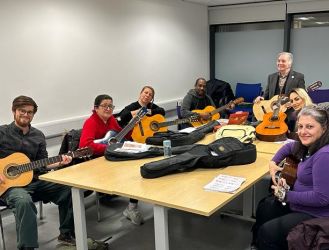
[12,155,62,175]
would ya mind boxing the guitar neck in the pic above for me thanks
[157,117,194,128]
[17,155,62,174]
[209,104,229,116]
[115,116,140,142]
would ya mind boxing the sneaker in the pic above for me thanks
[58,232,76,246]
[123,206,144,225]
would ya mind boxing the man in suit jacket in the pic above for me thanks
[255,52,305,103]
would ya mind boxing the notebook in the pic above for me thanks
[227,112,249,125]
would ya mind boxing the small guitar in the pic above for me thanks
[277,156,299,187]
[253,81,322,121]
[131,114,199,143]
[191,97,244,127]
[255,99,288,142]
[0,147,92,197]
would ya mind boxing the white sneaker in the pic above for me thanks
[123,206,144,225]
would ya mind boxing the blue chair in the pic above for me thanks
[308,89,329,104]
[230,83,262,120]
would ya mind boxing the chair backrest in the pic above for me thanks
[308,89,329,104]
[176,102,182,119]
[235,83,262,103]
[206,79,235,107]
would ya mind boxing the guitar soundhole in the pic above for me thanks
[108,137,118,145]
[5,165,20,178]
[150,121,159,131]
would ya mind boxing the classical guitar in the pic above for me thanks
[191,97,244,127]
[0,147,92,197]
[107,107,148,144]
[277,156,299,187]
[255,99,288,142]
[253,81,322,121]
[131,114,199,143]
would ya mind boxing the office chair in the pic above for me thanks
[308,89,329,104]
[0,200,43,250]
[230,83,262,120]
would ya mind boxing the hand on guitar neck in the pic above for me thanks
[269,160,284,185]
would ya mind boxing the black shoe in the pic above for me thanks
[58,232,76,246]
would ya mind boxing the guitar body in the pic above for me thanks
[0,148,92,197]
[280,156,299,187]
[132,114,167,143]
[253,81,322,121]
[253,95,287,121]
[255,112,288,142]
[191,106,220,127]
[0,153,33,196]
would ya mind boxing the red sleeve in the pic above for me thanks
[79,118,107,156]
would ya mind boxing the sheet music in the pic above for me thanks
[204,174,246,193]
[114,141,151,153]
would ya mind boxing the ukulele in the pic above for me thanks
[191,97,244,127]
[277,156,299,187]
[0,147,92,196]
[253,81,322,121]
[131,114,199,143]
[255,99,288,142]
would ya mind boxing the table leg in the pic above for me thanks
[72,187,88,250]
[153,205,169,250]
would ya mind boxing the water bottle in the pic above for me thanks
[163,140,172,158]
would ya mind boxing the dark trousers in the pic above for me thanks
[3,180,74,249]
[252,196,314,250]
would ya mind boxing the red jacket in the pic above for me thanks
[79,111,130,156]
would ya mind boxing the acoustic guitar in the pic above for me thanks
[191,97,244,127]
[253,81,322,121]
[277,156,299,187]
[0,147,92,197]
[131,114,199,143]
[103,107,148,144]
[255,100,288,142]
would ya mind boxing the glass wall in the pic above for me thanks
[214,22,284,93]
[290,12,329,87]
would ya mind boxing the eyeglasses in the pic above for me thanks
[17,108,34,116]
[98,104,115,110]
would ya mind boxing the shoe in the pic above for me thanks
[123,206,144,225]
[87,238,109,250]
[58,232,76,246]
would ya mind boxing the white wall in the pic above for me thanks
[0,0,209,136]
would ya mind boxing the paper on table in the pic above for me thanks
[204,174,246,193]
[114,141,151,153]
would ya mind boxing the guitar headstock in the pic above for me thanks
[232,97,244,105]
[307,81,322,92]
[136,107,148,119]
[68,147,93,159]
[226,97,244,109]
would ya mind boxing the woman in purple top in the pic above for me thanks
[251,105,329,250]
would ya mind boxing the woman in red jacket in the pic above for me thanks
[79,94,144,225]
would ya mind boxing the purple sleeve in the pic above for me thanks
[271,142,295,164]
[287,152,329,207]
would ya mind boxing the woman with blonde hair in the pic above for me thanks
[287,88,313,133]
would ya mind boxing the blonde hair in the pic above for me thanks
[289,88,313,107]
